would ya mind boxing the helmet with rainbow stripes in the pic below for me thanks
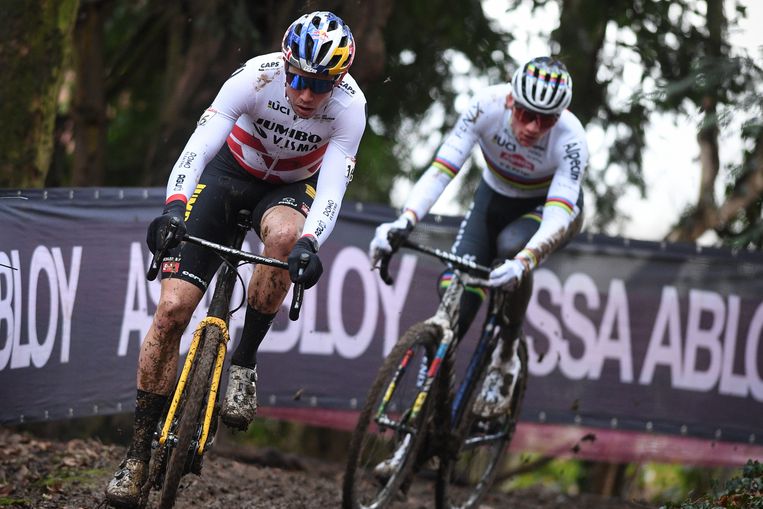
[511,57,573,115]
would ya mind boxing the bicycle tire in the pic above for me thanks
[435,336,528,509]
[157,324,223,509]
[342,322,441,509]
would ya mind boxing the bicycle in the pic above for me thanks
[342,239,529,509]
[138,211,308,509]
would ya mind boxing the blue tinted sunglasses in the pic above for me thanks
[286,71,336,94]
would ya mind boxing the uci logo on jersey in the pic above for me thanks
[267,100,291,115]
[493,133,517,152]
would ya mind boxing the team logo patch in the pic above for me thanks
[278,197,298,207]
[300,203,311,215]
[162,261,180,274]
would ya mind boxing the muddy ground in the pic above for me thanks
[0,427,655,509]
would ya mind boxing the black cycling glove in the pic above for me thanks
[287,236,323,289]
[146,199,187,254]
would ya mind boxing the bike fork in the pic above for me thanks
[409,326,453,422]
[375,325,452,427]
[158,317,230,454]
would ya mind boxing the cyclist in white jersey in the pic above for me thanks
[370,56,587,419]
[106,11,366,508]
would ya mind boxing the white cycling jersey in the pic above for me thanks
[403,83,588,268]
[164,52,367,247]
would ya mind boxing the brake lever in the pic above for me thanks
[378,252,393,286]
[289,252,309,321]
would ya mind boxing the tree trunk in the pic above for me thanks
[580,461,628,497]
[665,0,726,242]
[141,0,225,186]
[552,0,615,126]
[341,0,395,85]
[0,0,80,188]
[716,131,763,230]
[72,0,107,186]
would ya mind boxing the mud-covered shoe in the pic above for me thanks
[472,342,519,418]
[104,457,148,508]
[221,364,258,431]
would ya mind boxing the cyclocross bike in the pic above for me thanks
[343,239,529,509]
[139,211,308,509]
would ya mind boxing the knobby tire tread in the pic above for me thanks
[342,322,440,509]
[158,325,222,509]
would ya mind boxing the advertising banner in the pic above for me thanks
[1,189,762,458]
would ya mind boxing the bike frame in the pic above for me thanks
[375,241,504,431]
[344,239,528,509]
[154,214,252,458]
[146,213,305,460]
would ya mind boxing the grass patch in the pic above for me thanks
[0,498,31,507]
[33,467,109,489]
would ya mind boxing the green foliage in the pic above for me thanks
[0,497,31,507]
[10,0,761,244]
[230,418,352,463]
[33,467,107,489]
[346,130,401,203]
[539,0,762,243]
[502,453,584,494]
[368,0,510,131]
[629,464,732,504]
[359,0,512,203]
[661,460,763,509]
[99,1,263,186]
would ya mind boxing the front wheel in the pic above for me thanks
[435,336,528,509]
[342,322,441,509]
[157,324,222,509]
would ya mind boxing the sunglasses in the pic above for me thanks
[513,105,559,129]
[285,71,336,94]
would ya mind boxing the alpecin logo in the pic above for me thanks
[563,142,582,181]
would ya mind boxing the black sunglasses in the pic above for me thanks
[285,71,336,94]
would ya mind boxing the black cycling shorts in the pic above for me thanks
[160,145,319,291]
[451,178,584,266]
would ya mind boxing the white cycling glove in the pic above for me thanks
[369,214,414,267]
[488,258,527,289]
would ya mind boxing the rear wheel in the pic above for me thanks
[435,337,528,509]
[157,324,222,509]
[342,322,441,509]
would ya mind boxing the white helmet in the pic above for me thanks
[511,57,573,115]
